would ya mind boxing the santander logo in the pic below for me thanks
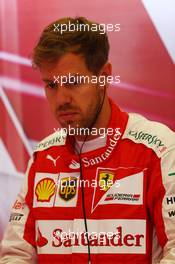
[52,226,144,248]
[82,129,121,168]
[36,219,146,254]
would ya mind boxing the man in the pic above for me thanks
[0,17,175,264]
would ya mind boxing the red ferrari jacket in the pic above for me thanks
[1,100,175,264]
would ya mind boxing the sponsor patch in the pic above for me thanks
[105,193,140,202]
[168,172,175,177]
[59,177,77,201]
[123,128,167,157]
[99,171,114,191]
[46,154,60,167]
[92,167,144,212]
[9,213,23,222]
[128,130,165,149]
[166,196,175,205]
[168,210,175,218]
[12,199,24,210]
[34,130,66,152]
[33,173,79,208]
[37,228,48,247]
[69,160,80,169]
[35,219,146,254]
[82,129,121,168]
[35,178,56,202]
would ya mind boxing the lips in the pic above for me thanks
[59,112,77,116]
[58,112,79,120]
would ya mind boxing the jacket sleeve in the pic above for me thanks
[159,146,175,263]
[151,146,175,263]
[0,158,37,263]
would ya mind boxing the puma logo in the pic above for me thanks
[46,154,60,167]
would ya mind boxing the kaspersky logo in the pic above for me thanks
[128,130,167,154]
[35,178,56,202]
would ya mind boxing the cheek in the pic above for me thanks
[80,88,99,113]
[44,88,49,100]
[45,89,53,103]
[78,84,98,102]
[45,89,56,110]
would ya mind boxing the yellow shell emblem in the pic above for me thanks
[35,178,56,202]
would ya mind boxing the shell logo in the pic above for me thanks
[35,178,56,202]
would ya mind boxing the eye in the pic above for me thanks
[66,75,85,88]
[67,76,79,86]
[46,82,57,89]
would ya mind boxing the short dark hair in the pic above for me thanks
[32,17,110,74]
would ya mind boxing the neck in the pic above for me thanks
[76,96,111,141]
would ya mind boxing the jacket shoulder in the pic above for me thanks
[34,129,67,153]
[122,113,175,158]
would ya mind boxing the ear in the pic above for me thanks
[101,62,112,76]
[99,62,112,89]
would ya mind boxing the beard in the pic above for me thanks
[56,84,103,134]
[79,89,103,130]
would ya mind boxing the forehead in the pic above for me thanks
[40,53,90,79]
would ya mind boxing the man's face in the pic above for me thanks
[41,53,105,130]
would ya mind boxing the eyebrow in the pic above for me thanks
[42,73,82,83]
[42,78,53,83]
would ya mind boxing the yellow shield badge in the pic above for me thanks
[59,177,77,201]
[99,171,114,191]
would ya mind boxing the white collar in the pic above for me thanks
[75,135,107,153]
